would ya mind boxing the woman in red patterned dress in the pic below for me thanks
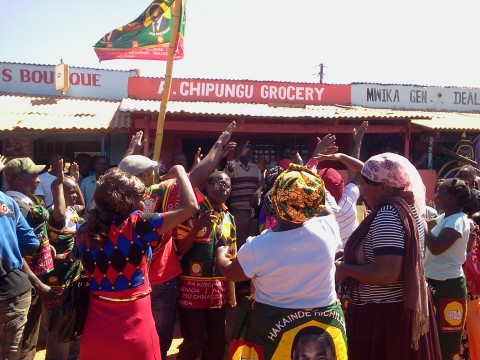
[75,167,198,360]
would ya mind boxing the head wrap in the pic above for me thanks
[361,152,426,216]
[270,164,326,224]
[317,168,344,203]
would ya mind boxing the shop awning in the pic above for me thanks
[0,94,128,131]
[120,99,431,120]
[412,112,480,131]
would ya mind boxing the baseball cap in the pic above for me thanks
[4,157,46,177]
[118,155,158,176]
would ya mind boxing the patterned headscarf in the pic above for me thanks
[361,152,426,216]
[270,164,326,224]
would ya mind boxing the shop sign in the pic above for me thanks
[0,62,129,100]
[128,77,351,105]
[352,83,480,112]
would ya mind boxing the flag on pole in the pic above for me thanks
[93,0,186,61]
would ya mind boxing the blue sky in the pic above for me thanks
[1,0,480,87]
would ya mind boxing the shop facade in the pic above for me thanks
[2,61,480,200]
[0,62,132,166]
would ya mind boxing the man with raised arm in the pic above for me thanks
[119,122,236,359]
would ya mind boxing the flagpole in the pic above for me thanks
[152,0,182,161]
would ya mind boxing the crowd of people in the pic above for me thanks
[0,120,479,360]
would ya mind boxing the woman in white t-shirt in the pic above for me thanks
[216,164,346,360]
[425,177,478,360]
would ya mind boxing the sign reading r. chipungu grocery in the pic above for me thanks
[128,77,351,105]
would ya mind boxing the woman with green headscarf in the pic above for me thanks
[217,164,347,360]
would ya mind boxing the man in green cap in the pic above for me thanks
[4,157,58,360]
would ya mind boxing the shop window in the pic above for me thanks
[180,136,311,170]
[34,140,101,165]
[250,138,309,165]
[362,133,404,159]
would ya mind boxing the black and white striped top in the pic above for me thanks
[349,204,424,305]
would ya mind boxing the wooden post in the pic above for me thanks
[404,123,411,159]
[152,0,182,161]
[143,115,149,157]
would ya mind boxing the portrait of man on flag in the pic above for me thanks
[93,0,186,61]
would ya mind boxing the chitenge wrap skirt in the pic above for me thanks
[80,284,160,360]
[346,295,441,360]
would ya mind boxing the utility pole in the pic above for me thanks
[313,64,325,83]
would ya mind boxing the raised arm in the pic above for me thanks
[73,179,86,216]
[351,121,368,160]
[189,121,236,189]
[314,153,364,180]
[189,147,203,172]
[0,154,6,173]
[124,131,148,157]
[305,134,338,171]
[51,159,66,226]
[158,165,199,233]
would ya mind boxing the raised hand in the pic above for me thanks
[0,154,6,173]
[353,121,368,143]
[55,159,65,183]
[221,142,237,159]
[218,121,236,146]
[193,147,203,166]
[127,130,147,156]
[69,161,80,182]
[159,164,184,182]
[197,210,217,229]
[294,151,304,165]
[238,140,250,159]
[312,134,338,158]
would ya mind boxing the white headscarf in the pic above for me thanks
[361,152,426,216]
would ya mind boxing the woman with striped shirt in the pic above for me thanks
[336,152,441,360]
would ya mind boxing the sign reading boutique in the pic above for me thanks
[0,62,129,100]
[351,83,480,112]
[128,77,351,105]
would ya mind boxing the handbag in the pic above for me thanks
[48,271,90,342]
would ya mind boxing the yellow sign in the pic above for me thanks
[443,301,464,327]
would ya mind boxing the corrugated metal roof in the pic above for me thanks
[412,112,480,131]
[0,94,127,131]
[120,99,431,120]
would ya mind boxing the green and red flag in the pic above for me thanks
[93,0,186,61]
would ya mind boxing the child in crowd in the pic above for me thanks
[44,159,85,360]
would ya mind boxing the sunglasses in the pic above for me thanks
[208,181,231,190]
